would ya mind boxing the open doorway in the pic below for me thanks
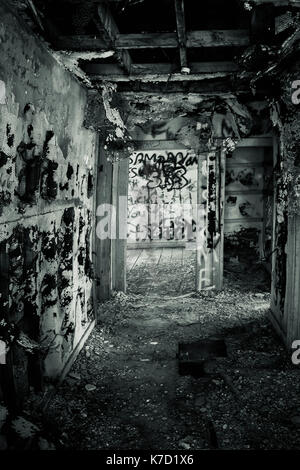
[223,137,274,298]
[125,135,275,300]
[126,144,198,297]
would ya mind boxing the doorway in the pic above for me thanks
[126,145,198,297]
[223,137,274,295]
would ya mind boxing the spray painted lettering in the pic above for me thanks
[128,150,198,243]
[129,151,198,192]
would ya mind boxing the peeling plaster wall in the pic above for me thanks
[269,68,300,346]
[0,3,96,401]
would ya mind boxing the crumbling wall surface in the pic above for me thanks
[268,67,300,346]
[0,3,96,403]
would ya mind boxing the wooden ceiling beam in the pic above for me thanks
[94,2,132,73]
[187,30,250,48]
[174,0,188,70]
[88,71,233,83]
[82,61,238,75]
[115,30,250,48]
[54,30,249,52]
[116,32,177,48]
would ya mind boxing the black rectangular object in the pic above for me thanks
[178,338,227,377]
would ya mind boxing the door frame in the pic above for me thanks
[195,148,226,291]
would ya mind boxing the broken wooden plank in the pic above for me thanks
[174,0,188,70]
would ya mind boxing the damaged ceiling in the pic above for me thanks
[7,0,300,93]
[7,0,300,164]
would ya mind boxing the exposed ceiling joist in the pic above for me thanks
[94,2,132,73]
[174,0,188,70]
[54,30,249,52]
[115,30,250,48]
[89,71,232,82]
[83,61,238,76]
[187,30,249,48]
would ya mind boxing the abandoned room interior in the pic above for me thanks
[1,0,300,452]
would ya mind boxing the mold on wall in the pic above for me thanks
[0,3,97,406]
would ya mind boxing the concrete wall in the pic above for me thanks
[0,3,97,403]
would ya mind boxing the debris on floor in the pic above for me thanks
[0,403,56,450]
[20,260,300,450]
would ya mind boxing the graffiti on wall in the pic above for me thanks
[129,151,198,192]
[128,150,198,243]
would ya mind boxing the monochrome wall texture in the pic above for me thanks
[0,3,97,406]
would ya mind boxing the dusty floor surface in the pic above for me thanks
[22,251,300,450]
